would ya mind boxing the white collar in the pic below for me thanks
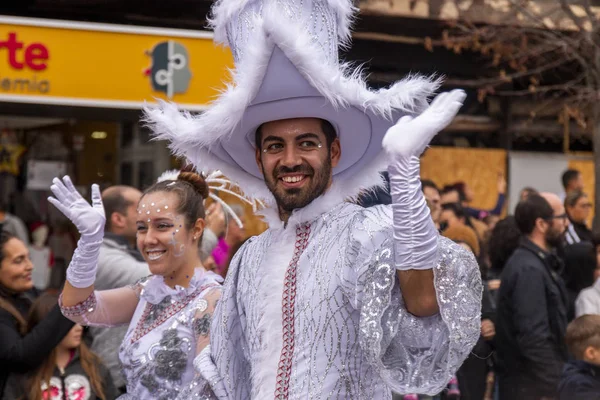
[141,267,223,305]
[258,179,361,229]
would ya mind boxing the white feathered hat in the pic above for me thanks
[144,0,439,203]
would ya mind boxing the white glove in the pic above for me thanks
[48,176,105,241]
[382,89,466,159]
[48,176,105,288]
[383,90,465,271]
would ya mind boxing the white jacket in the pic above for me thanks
[575,278,600,317]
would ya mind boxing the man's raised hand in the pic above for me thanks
[382,89,466,159]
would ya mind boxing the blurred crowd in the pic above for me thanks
[0,168,599,399]
[0,184,248,400]
[390,168,600,400]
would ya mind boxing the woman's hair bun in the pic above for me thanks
[177,171,209,199]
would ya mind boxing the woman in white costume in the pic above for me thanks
[50,170,224,399]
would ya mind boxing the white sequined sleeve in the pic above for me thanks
[177,287,223,399]
[342,206,482,395]
[59,284,141,328]
[194,242,254,399]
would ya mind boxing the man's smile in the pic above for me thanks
[279,174,309,189]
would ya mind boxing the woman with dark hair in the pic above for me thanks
[0,232,74,395]
[487,216,522,279]
[50,172,222,399]
[4,293,117,399]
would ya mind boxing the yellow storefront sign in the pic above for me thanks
[0,16,233,110]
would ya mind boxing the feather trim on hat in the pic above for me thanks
[145,9,439,151]
[143,0,440,225]
[208,0,356,47]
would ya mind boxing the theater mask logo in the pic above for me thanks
[144,40,191,98]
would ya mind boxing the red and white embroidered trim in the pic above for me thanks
[59,292,97,317]
[274,224,311,399]
[131,282,220,343]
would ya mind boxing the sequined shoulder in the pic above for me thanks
[345,203,394,243]
[128,275,153,299]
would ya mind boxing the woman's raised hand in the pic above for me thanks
[48,176,105,242]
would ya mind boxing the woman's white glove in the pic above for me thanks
[48,176,105,241]
[382,90,465,271]
[48,176,105,288]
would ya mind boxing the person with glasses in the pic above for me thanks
[495,193,570,400]
[564,190,593,245]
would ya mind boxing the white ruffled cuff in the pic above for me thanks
[66,238,102,288]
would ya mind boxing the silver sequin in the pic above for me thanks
[207,202,482,399]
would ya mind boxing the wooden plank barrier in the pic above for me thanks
[420,147,508,215]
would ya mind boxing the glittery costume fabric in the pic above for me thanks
[198,202,482,399]
[118,270,221,399]
[60,268,222,400]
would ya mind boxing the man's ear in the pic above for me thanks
[111,212,125,230]
[535,217,548,234]
[330,138,341,168]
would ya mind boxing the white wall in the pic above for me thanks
[508,151,568,213]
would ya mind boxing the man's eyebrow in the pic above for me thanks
[262,135,284,144]
[295,133,320,141]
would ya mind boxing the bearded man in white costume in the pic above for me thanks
[145,0,482,398]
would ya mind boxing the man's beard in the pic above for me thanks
[545,227,564,249]
[263,157,332,213]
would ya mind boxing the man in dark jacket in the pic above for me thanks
[496,193,570,400]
